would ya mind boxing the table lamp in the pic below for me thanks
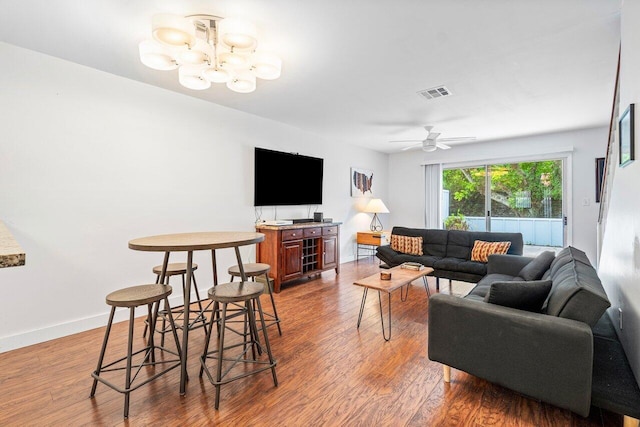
[364,198,390,232]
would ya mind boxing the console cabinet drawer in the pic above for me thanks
[303,227,322,238]
[282,229,303,241]
[323,226,338,236]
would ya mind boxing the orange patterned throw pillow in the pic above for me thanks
[390,235,423,256]
[471,240,511,262]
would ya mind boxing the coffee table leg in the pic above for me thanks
[400,283,410,302]
[377,291,392,341]
[423,276,431,297]
[357,288,368,328]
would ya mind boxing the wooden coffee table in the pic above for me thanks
[354,265,434,341]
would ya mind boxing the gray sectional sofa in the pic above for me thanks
[428,246,616,417]
[375,226,524,284]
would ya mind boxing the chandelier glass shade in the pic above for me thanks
[139,13,281,93]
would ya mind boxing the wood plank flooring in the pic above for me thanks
[0,259,623,426]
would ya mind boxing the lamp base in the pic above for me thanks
[369,213,383,232]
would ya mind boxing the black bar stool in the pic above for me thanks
[143,262,209,341]
[200,281,278,409]
[228,263,282,335]
[90,284,182,418]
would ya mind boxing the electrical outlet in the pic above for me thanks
[619,307,623,330]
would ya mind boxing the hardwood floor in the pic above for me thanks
[0,259,622,426]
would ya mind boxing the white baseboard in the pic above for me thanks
[0,294,184,353]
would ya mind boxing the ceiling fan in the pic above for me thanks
[390,126,476,152]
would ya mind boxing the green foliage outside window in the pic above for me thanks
[444,211,470,230]
[443,161,562,218]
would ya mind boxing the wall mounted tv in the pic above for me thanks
[254,147,324,206]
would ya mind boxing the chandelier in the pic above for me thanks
[139,13,282,93]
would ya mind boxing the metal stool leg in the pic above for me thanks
[123,306,136,418]
[199,301,218,378]
[263,272,282,335]
[255,296,278,386]
[90,306,116,397]
[214,302,228,410]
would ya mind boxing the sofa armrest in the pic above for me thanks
[486,254,534,276]
[428,294,593,416]
[376,245,398,266]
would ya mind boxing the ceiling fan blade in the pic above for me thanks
[437,137,477,142]
[435,141,452,150]
[426,132,440,141]
[389,139,423,143]
[400,143,422,151]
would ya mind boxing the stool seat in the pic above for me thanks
[91,284,181,418]
[208,281,264,304]
[106,284,172,308]
[152,262,198,276]
[227,263,270,277]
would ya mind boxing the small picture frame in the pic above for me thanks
[619,104,635,167]
[595,157,605,203]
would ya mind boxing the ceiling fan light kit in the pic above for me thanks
[139,13,282,93]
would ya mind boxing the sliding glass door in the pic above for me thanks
[442,167,487,231]
[442,159,565,252]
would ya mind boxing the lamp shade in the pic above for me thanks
[177,38,212,66]
[138,40,178,71]
[218,18,258,51]
[227,72,256,93]
[179,65,211,90]
[152,13,196,48]
[252,52,282,80]
[363,198,389,214]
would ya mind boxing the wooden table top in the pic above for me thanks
[353,265,434,293]
[0,221,25,268]
[128,231,265,252]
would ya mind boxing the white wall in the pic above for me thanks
[388,127,608,263]
[0,42,388,351]
[598,0,640,383]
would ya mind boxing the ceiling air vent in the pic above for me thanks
[417,86,452,100]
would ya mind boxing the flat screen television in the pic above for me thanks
[254,147,323,206]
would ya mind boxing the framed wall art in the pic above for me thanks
[619,104,635,167]
[350,167,374,197]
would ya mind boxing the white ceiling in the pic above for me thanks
[0,0,621,153]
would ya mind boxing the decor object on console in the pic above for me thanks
[139,13,281,93]
[363,198,389,231]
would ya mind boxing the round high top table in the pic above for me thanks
[128,231,265,395]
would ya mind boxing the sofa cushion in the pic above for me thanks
[390,227,448,257]
[518,251,556,281]
[544,253,610,327]
[476,273,523,287]
[390,234,423,255]
[545,246,592,280]
[484,280,553,312]
[434,257,487,275]
[470,240,511,262]
[446,230,524,259]
[396,254,440,267]
[466,283,492,299]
